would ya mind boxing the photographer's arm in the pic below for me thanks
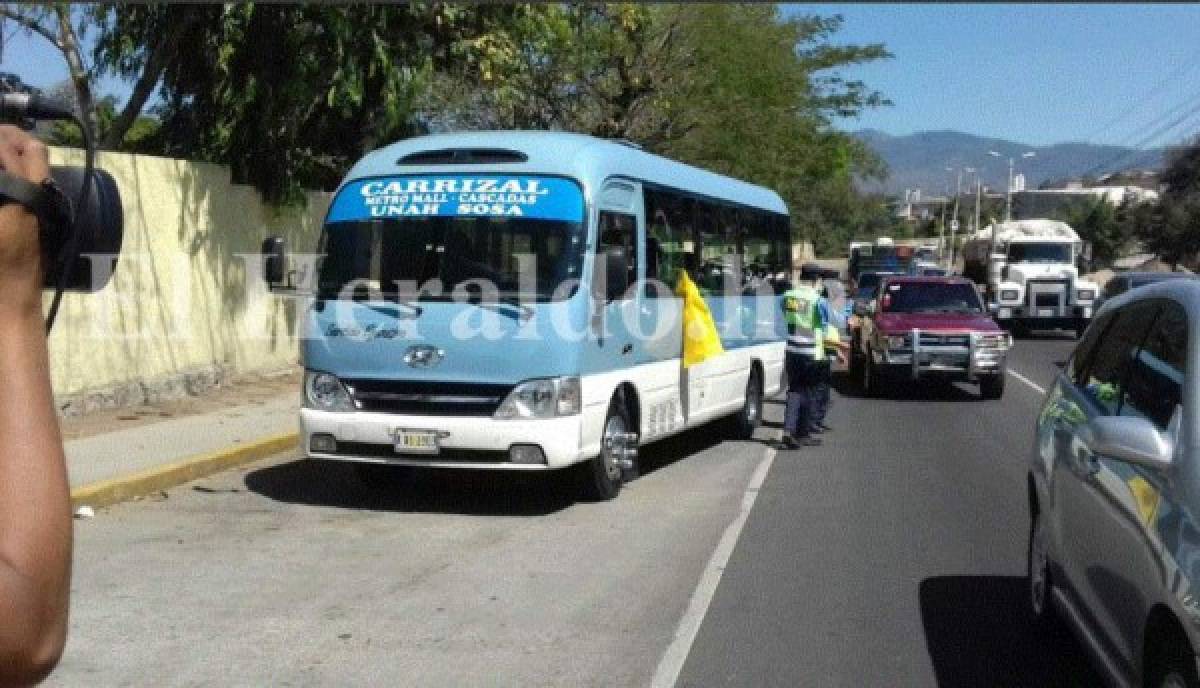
[0,126,71,685]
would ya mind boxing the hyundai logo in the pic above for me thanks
[403,345,445,368]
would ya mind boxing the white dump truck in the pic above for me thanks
[962,219,1098,337]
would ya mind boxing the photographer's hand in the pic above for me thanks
[0,125,70,685]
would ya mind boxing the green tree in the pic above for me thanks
[1050,197,1130,269]
[83,3,891,213]
[1128,136,1200,269]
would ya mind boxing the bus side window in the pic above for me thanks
[644,188,692,297]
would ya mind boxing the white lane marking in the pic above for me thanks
[651,446,777,688]
[1008,368,1047,395]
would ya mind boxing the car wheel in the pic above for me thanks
[980,374,1005,400]
[1147,641,1200,688]
[730,366,763,440]
[1028,508,1055,625]
[579,400,632,501]
[354,462,417,491]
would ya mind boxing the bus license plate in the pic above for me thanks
[394,430,439,455]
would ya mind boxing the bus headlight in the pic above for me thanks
[304,371,356,412]
[495,376,581,419]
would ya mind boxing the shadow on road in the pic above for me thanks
[1013,330,1077,342]
[832,372,983,403]
[245,421,735,515]
[919,575,1101,687]
[245,459,578,517]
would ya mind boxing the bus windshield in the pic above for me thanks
[317,217,585,301]
[317,173,586,302]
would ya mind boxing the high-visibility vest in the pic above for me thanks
[782,286,822,356]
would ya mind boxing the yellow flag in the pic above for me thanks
[675,271,724,367]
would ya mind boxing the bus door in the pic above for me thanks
[593,180,644,373]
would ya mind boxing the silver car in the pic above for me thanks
[1030,279,1200,688]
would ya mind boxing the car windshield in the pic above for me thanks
[317,216,585,302]
[882,282,983,314]
[856,273,884,298]
[1008,242,1072,264]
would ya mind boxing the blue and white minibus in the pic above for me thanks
[262,131,792,499]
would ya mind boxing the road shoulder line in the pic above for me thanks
[650,445,777,688]
[70,432,299,510]
[1007,368,1047,395]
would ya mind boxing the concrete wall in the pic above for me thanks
[46,148,329,414]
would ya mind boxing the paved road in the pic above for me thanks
[677,331,1098,687]
[51,333,1096,687]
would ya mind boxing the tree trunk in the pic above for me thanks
[52,5,95,143]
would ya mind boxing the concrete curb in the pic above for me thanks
[70,432,299,510]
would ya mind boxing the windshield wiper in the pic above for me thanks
[462,296,535,321]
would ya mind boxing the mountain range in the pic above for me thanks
[853,129,1165,196]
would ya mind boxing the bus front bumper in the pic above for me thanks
[300,408,587,470]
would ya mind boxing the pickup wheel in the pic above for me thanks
[980,374,1005,400]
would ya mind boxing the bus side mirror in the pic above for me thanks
[261,236,288,290]
[604,246,630,302]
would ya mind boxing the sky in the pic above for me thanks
[3,4,1200,149]
[788,3,1200,147]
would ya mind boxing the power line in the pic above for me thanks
[1079,49,1200,144]
[1080,95,1200,178]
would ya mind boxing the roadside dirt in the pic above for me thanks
[59,368,302,442]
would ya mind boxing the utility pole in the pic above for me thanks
[974,175,982,239]
[988,150,1036,222]
[938,200,947,262]
[948,167,962,269]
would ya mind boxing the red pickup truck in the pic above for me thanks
[850,276,1012,399]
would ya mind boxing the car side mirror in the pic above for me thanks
[1078,416,1173,471]
[261,236,288,290]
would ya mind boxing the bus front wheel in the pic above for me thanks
[579,401,632,501]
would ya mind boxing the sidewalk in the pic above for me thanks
[66,396,298,489]
[61,371,303,508]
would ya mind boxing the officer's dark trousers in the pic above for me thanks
[783,351,819,438]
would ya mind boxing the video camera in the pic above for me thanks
[0,91,124,307]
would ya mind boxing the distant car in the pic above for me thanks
[1029,279,1199,688]
[1097,271,1195,310]
[851,275,1011,398]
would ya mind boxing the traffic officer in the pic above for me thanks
[780,265,826,449]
